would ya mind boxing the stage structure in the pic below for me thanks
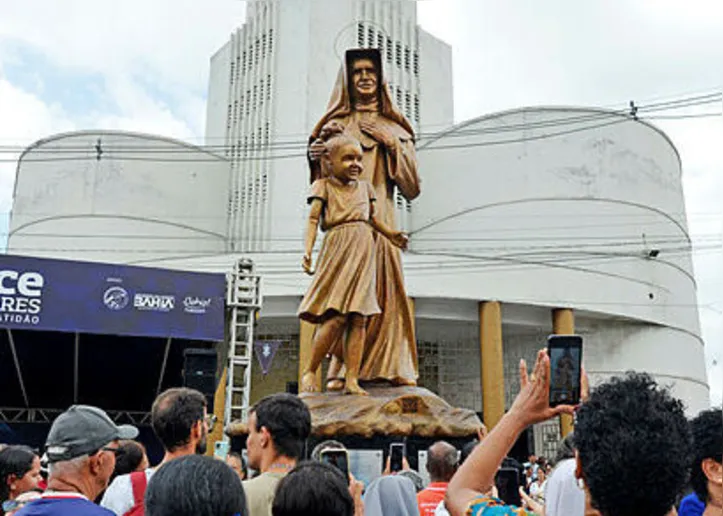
[0,253,228,452]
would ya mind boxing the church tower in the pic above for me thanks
[205,0,453,252]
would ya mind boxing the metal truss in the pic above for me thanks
[0,408,151,426]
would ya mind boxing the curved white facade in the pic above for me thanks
[8,131,230,264]
[408,107,708,413]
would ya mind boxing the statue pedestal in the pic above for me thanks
[299,384,482,438]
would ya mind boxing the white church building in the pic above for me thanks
[7,0,709,455]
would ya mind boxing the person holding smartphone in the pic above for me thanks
[445,350,691,516]
[445,350,576,515]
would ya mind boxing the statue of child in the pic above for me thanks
[298,123,408,395]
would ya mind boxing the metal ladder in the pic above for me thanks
[224,258,262,429]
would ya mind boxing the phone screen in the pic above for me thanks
[495,468,522,507]
[214,441,229,461]
[547,335,583,407]
[320,449,350,480]
[389,443,405,473]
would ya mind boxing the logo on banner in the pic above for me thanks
[103,286,129,311]
[184,297,212,314]
[134,293,175,312]
[0,269,44,325]
[254,341,282,376]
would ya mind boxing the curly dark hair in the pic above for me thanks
[689,408,722,503]
[575,372,692,516]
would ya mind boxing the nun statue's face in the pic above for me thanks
[351,58,378,101]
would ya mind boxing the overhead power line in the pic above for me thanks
[2,90,720,150]
[3,241,719,260]
[0,91,718,163]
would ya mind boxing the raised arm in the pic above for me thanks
[445,350,576,515]
[302,199,323,274]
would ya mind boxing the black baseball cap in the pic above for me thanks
[45,405,138,463]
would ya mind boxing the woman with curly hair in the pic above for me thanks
[445,350,691,516]
[573,373,692,516]
[0,446,42,515]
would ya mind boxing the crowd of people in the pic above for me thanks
[0,351,720,516]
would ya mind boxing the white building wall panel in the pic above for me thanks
[8,132,229,264]
[205,42,232,146]
[418,30,454,133]
[412,109,699,333]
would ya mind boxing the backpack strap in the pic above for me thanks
[130,471,147,507]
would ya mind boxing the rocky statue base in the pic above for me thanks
[299,384,481,438]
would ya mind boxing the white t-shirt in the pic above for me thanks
[100,469,155,516]
[529,479,547,502]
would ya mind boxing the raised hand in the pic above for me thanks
[359,121,396,148]
[308,139,326,162]
[511,349,577,427]
[349,474,365,516]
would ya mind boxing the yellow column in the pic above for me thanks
[552,308,575,437]
[299,321,322,390]
[480,301,505,430]
[207,367,228,456]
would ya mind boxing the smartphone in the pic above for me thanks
[389,443,405,473]
[320,448,350,480]
[547,334,583,407]
[214,440,229,461]
[495,467,522,507]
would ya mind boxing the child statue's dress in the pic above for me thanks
[298,177,381,323]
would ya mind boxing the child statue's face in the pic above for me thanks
[328,141,363,183]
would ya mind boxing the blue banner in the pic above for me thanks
[0,254,226,341]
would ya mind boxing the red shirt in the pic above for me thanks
[417,482,449,516]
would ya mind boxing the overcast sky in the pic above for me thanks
[0,0,720,404]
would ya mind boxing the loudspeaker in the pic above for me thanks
[183,349,217,410]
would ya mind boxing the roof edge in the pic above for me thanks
[423,105,682,166]
[17,129,228,163]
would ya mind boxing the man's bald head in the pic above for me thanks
[426,441,458,483]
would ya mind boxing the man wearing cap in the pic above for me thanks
[14,405,137,516]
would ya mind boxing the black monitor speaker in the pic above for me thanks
[182,348,217,410]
